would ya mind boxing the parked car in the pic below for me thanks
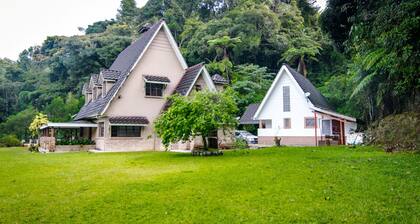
[235,130,258,144]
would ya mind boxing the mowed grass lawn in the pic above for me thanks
[0,147,419,223]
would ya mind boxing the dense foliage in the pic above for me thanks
[155,89,238,150]
[366,112,420,152]
[0,0,418,141]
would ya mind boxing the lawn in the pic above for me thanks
[0,147,418,223]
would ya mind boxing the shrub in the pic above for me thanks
[0,135,21,147]
[233,138,249,149]
[28,144,39,152]
[366,112,419,152]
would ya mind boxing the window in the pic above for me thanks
[322,120,331,135]
[98,122,105,137]
[111,126,141,137]
[283,86,290,112]
[304,117,315,128]
[260,120,272,129]
[145,83,164,97]
[195,84,202,91]
[284,118,291,129]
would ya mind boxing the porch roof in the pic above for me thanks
[312,107,356,122]
[40,121,97,130]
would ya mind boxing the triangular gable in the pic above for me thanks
[253,65,310,119]
[185,66,217,96]
[175,63,216,96]
[100,20,189,116]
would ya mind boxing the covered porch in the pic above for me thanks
[39,121,97,152]
[313,108,357,146]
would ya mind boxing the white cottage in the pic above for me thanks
[241,64,357,146]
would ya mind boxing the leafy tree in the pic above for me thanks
[29,113,49,137]
[117,0,139,24]
[208,36,242,61]
[231,64,275,114]
[85,20,116,34]
[347,0,420,121]
[155,89,238,150]
[281,28,322,77]
[0,107,37,140]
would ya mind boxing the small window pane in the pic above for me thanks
[284,118,291,129]
[283,86,290,112]
[305,118,315,128]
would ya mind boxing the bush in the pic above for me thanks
[233,138,249,149]
[366,112,420,152]
[28,144,39,152]
[0,135,21,147]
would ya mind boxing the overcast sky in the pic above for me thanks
[0,0,326,60]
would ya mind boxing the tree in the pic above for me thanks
[281,28,322,77]
[116,0,139,24]
[208,36,242,61]
[155,89,238,150]
[29,113,48,137]
[231,64,275,114]
[0,107,37,140]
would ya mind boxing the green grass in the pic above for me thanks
[0,147,419,223]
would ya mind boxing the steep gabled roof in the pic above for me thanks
[239,103,260,125]
[254,64,334,120]
[175,63,204,96]
[109,21,163,72]
[74,20,188,121]
[284,64,332,110]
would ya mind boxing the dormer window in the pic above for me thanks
[143,75,170,98]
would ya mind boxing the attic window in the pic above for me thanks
[145,83,165,97]
[143,75,170,97]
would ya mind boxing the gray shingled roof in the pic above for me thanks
[74,20,165,121]
[101,69,121,80]
[91,74,100,86]
[284,64,332,111]
[143,75,170,83]
[239,103,260,124]
[212,74,229,84]
[109,116,149,125]
[109,20,163,72]
[175,63,204,96]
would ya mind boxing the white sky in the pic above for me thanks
[0,0,326,61]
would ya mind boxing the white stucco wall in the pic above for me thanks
[256,69,320,137]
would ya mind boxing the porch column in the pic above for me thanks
[259,120,263,129]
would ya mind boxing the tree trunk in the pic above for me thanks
[297,55,307,77]
[223,47,229,60]
[202,135,208,151]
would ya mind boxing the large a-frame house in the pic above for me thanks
[39,20,230,152]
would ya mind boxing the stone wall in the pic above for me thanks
[40,137,56,152]
[55,145,96,152]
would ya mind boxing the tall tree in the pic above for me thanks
[117,0,139,24]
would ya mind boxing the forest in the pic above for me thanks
[0,0,419,141]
